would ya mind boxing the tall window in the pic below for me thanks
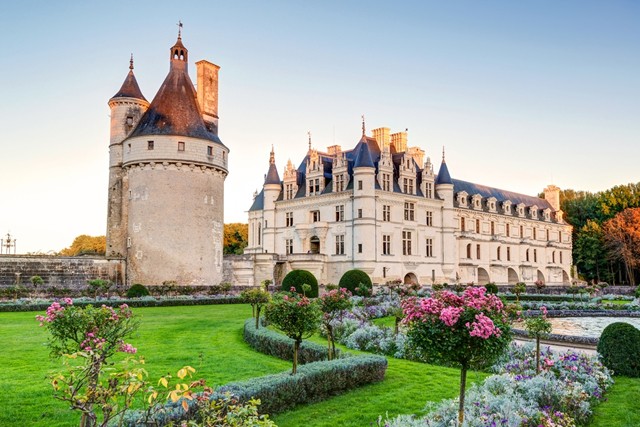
[335,174,345,192]
[382,173,391,191]
[335,234,344,255]
[358,209,363,218]
[285,212,293,227]
[506,223,510,237]
[403,178,414,194]
[560,251,563,264]
[311,210,320,222]
[461,217,466,231]
[178,141,185,151]
[335,205,344,222]
[466,244,472,258]
[533,249,537,263]
[425,238,433,257]
[526,249,530,262]
[426,210,433,226]
[382,235,391,255]
[520,225,524,237]
[497,246,501,260]
[383,205,391,222]
[308,178,320,195]
[533,228,537,240]
[558,231,562,242]
[402,231,412,255]
[148,140,154,150]
[507,246,511,261]
[285,184,294,200]
[404,202,415,221]
[491,221,495,235]
[552,251,556,263]
[476,244,481,259]
[425,182,433,198]
[207,146,213,156]
[358,180,363,190]
[257,223,261,245]
[285,239,293,254]
[476,219,481,233]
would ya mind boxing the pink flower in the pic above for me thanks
[63,298,73,305]
[466,313,500,339]
[439,306,464,327]
[119,342,137,354]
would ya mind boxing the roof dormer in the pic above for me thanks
[472,194,483,210]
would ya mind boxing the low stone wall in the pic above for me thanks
[0,255,124,289]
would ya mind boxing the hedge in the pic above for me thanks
[282,269,319,298]
[243,318,338,363]
[597,322,640,377]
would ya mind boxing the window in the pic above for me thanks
[425,238,433,257]
[286,239,293,254]
[257,223,261,245]
[491,221,495,235]
[382,173,391,191]
[308,178,320,195]
[335,234,344,255]
[506,223,510,237]
[207,146,213,156]
[425,182,433,198]
[466,244,472,258]
[335,174,345,192]
[127,143,131,153]
[533,228,537,240]
[358,209,363,218]
[403,178,414,194]
[560,251,563,264]
[358,243,363,253]
[546,229,549,241]
[507,247,511,261]
[526,249,530,262]
[285,212,293,227]
[533,249,537,263]
[552,251,556,263]
[383,205,391,221]
[382,235,391,255]
[127,237,132,248]
[520,225,524,237]
[476,219,480,233]
[335,205,344,222]
[497,247,501,261]
[285,184,294,200]
[148,140,154,150]
[461,217,466,232]
[311,210,320,222]
[426,210,433,226]
[404,202,415,221]
[358,180,363,190]
[178,141,185,151]
[126,116,134,126]
[558,231,562,242]
[402,231,412,255]
[476,244,481,259]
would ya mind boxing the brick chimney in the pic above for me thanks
[196,60,220,134]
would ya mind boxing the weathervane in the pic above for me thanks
[129,53,134,70]
[177,20,183,38]
[361,115,366,136]
[307,131,312,150]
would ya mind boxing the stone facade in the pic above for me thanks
[246,127,572,286]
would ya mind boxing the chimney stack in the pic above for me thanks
[391,131,408,152]
[372,127,390,149]
[196,60,220,134]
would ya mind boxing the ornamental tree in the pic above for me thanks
[524,306,553,374]
[319,288,352,360]
[36,299,139,427]
[402,286,512,425]
[265,290,321,374]
[241,288,271,329]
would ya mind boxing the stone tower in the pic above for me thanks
[106,31,229,286]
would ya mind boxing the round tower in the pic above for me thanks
[262,146,281,253]
[107,55,149,258]
[110,32,229,286]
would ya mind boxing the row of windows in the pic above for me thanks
[300,174,434,197]
[127,140,223,159]
[460,218,564,241]
[465,243,565,264]
[287,205,435,225]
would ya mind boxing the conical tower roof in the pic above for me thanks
[435,149,453,185]
[353,135,375,168]
[112,55,147,101]
[265,146,281,185]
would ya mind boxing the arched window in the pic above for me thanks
[497,247,501,261]
[526,249,530,262]
[466,243,472,259]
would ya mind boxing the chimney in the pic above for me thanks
[327,145,342,156]
[196,60,220,134]
[407,146,425,167]
[544,185,561,211]
[372,127,390,149]
[391,131,408,152]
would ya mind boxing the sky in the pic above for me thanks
[0,0,638,254]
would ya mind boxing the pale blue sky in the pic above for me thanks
[0,1,638,253]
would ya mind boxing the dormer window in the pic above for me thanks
[503,200,512,215]
[472,194,483,210]
[530,205,539,219]
[487,197,497,212]
[517,203,526,218]
[457,191,469,208]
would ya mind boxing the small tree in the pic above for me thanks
[261,279,273,293]
[319,288,352,360]
[402,287,511,424]
[513,282,526,303]
[31,275,45,288]
[534,279,546,294]
[88,279,111,299]
[265,290,321,374]
[524,306,552,374]
[241,288,271,329]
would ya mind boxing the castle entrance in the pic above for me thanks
[309,236,320,254]
[404,272,418,285]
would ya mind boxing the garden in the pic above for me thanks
[2,272,640,426]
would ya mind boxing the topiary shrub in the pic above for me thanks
[597,322,640,377]
[338,269,372,296]
[281,270,318,298]
[484,282,498,295]
[126,283,150,298]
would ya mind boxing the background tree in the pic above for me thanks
[241,288,271,329]
[602,208,640,286]
[60,235,106,256]
[524,306,552,374]
[223,223,248,255]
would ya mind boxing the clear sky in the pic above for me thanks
[0,0,638,254]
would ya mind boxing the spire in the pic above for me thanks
[265,147,281,185]
[308,131,312,151]
[170,22,188,71]
[354,137,375,169]
[442,146,446,162]
[361,114,366,136]
[435,148,452,185]
[111,55,147,101]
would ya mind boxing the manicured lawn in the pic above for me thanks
[2,304,639,427]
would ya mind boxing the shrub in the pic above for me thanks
[30,276,44,287]
[126,283,150,298]
[241,288,271,329]
[338,269,372,296]
[635,284,640,299]
[484,282,498,294]
[281,269,319,297]
[597,322,640,377]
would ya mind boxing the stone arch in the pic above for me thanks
[309,236,320,254]
[507,267,519,285]
[562,270,570,284]
[537,269,545,283]
[404,272,418,285]
[477,267,490,285]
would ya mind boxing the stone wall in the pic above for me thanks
[0,255,125,289]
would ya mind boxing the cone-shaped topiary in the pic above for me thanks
[339,269,372,296]
[597,322,640,377]
[282,270,318,298]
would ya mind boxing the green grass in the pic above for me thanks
[601,299,629,306]
[2,304,639,427]
[372,315,396,328]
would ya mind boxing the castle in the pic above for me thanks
[106,31,228,286]
[246,126,572,286]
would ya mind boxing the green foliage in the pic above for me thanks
[126,283,150,298]
[30,276,44,287]
[185,393,276,427]
[223,223,249,255]
[88,279,111,297]
[281,269,319,298]
[338,269,373,296]
[597,322,640,377]
[241,288,271,329]
[636,285,640,299]
[484,283,498,294]
[513,282,527,301]
[319,288,353,359]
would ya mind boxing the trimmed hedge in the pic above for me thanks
[126,284,150,298]
[597,322,640,377]
[243,319,337,363]
[282,269,319,298]
[339,269,372,296]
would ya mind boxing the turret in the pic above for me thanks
[262,147,281,253]
[435,149,456,282]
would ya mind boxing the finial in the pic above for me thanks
[269,145,275,164]
[308,131,312,150]
[361,115,366,136]
[129,53,134,70]
[177,20,183,39]
[442,146,446,163]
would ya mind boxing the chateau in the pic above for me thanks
[106,31,228,286]
[246,126,572,286]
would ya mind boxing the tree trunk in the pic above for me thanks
[255,307,261,329]
[292,339,300,374]
[326,325,333,360]
[458,364,468,425]
[394,317,400,335]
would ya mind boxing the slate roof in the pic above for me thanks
[249,189,264,211]
[265,163,281,184]
[452,178,553,209]
[435,160,452,185]
[353,136,375,168]
[112,69,147,101]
